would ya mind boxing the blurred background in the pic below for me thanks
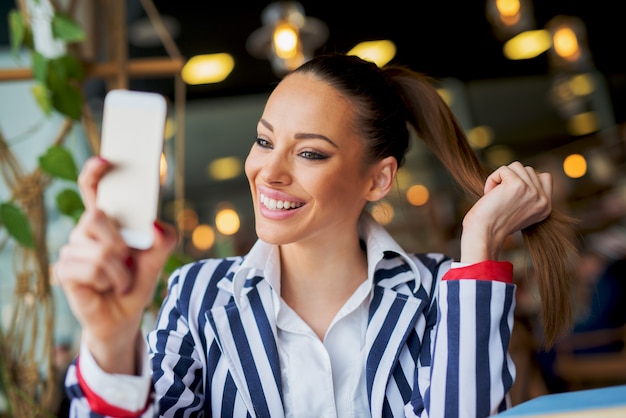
[0,0,625,416]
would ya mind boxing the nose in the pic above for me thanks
[260,150,291,185]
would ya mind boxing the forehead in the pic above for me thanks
[261,73,356,136]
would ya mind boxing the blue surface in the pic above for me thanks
[496,385,626,416]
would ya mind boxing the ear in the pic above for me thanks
[365,156,397,202]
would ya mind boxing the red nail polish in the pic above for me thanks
[124,255,135,272]
[96,156,109,164]
[153,220,165,234]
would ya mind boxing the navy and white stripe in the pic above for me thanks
[65,214,516,417]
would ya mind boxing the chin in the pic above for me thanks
[254,223,293,246]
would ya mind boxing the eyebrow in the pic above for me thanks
[259,118,339,148]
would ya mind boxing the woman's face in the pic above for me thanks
[245,72,382,246]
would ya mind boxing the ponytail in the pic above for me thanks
[386,66,578,347]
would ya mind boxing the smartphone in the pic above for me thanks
[96,89,167,250]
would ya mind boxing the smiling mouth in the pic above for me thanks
[260,193,304,211]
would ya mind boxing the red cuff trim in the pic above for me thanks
[442,260,513,284]
[75,355,151,418]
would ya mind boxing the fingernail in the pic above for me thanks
[124,254,135,272]
[96,156,109,164]
[153,220,166,234]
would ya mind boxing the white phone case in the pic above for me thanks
[96,89,167,249]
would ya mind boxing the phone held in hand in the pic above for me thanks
[96,89,167,250]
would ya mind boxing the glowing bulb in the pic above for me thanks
[563,154,587,178]
[207,157,243,181]
[503,30,551,60]
[553,27,580,61]
[467,126,494,149]
[273,22,299,59]
[348,40,396,67]
[406,185,430,206]
[192,224,215,250]
[215,208,240,235]
[177,208,198,232]
[496,0,521,25]
[370,201,394,225]
[182,53,234,85]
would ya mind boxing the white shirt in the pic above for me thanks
[261,242,372,418]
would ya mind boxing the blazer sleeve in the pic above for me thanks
[410,264,516,417]
[63,266,206,418]
[146,267,206,416]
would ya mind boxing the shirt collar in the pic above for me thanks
[229,211,422,302]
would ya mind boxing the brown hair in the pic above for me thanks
[295,53,578,347]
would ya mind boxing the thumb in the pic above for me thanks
[129,220,178,301]
[151,220,179,257]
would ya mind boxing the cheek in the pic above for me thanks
[244,149,258,180]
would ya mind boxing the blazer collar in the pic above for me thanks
[209,211,429,417]
[227,211,424,303]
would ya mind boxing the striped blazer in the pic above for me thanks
[66,214,516,417]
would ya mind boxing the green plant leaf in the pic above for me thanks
[32,51,48,83]
[57,54,84,82]
[31,83,52,116]
[55,188,84,223]
[51,13,85,42]
[45,55,84,119]
[8,9,24,58]
[0,202,35,248]
[50,83,82,120]
[38,145,78,181]
[47,55,68,90]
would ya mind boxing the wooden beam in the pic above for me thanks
[0,57,185,82]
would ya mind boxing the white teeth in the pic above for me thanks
[260,193,303,211]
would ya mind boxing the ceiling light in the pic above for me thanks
[215,207,240,235]
[503,29,551,60]
[207,156,243,180]
[246,2,328,76]
[182,53,234,85]
[347,40,396,67]
[192,224,215,250]
[546,15,593,72]
[563,153,587,178]
[486,0,536,41]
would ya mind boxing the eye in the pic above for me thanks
[254,137,272,149]
[299,150,328,160]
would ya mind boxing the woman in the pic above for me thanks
[56,54,577,417]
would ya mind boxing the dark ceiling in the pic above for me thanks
[2,1,625,127]
[126,0,626,108]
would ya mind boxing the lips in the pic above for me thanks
[260,193,304,211]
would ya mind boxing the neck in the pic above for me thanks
[279,229,368,339]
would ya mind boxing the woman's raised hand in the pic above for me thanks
[54,157,178,374]
[460,161,553,264]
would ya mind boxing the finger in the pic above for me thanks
[538,172,553,215]
[538,172,553,196]
[152,220,179,255]
[506,161,537,187]
[72,209,128,254]
[522,165,545,192]
[78,157,111,211]
[484,165,509,194]
[57,240,134,294]
[130,221,178,296]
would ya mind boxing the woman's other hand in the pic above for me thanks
[54,157,178,374]
[460,161,552,264]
